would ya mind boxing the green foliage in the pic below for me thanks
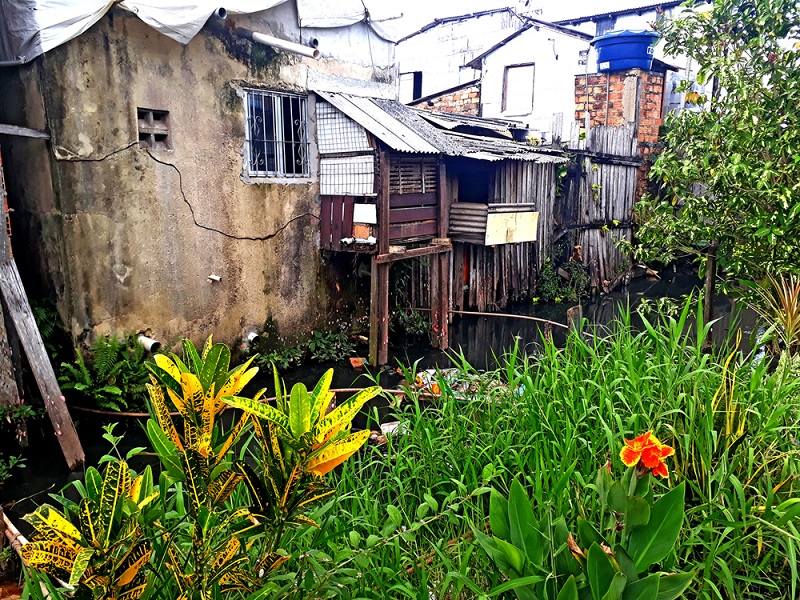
[535,258,590,303]
[0,452,24,486]
[632,0,800,280]
[742,272,800,355]
[392,308,430,338]
[59,334,151,412]
[306,329,354,362]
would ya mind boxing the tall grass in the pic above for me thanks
[322,300,799,599]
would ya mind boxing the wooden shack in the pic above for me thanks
[313,95,566,363]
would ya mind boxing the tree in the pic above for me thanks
[631,0,800,322]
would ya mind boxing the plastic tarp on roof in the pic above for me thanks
[295,0,397,40]
[0,0,288,64]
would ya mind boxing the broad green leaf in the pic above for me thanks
[494,536,526,575]
[387,505,403,526]
[607,482,627,513]
[622,573,659,600]
[308,368,334,423]
[628,483,685,572]
[615,545,638,584]
[181,339,202,375]
[578,516,604,549]
[626,496,651,527]
[489,488,511,540]
[146,419,184,481]
[557,576,579,600]
[85,467,103,499]
[587,543,618,600]
[508,479,541,565]
[289,383,311,438]
[602,573,627,600]
[655,571,694,600]
[200,344,230,393]
[487,575,544,597]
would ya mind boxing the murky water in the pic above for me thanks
[1,272,759,525]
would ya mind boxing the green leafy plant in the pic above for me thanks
[475,432,692,600]
[743,271,800,356]
[59,334,151,412]
[535,258,590,303]
[306,329,354,362]
[0,452,24,486]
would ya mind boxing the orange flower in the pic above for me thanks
[620,431,674,478]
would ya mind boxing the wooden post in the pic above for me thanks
[0,298,25,446]
[369,149,392,366]
[431,161,450,350]
[0,153,83,469]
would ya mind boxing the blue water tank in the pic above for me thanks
[592,30,659,72]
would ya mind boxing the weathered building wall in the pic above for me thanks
[397,9,524,102]
[478,26,590,141]
[409,82,481,116]
[0,5,394,345]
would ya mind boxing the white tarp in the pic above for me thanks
[0,0,288,64]
[295,0,398,40]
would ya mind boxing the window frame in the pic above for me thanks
[243,88,311,180]
[501,63,536,116]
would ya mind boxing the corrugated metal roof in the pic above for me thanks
[314,89,567,164]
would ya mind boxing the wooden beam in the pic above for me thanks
[432,161,450,350]
[0,298,24,444]
[369,149,392,366]
[0,124,49,140]
[0,260,84,469]
[374,242,451,264]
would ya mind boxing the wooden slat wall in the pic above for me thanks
[557,124,639,286]
[387,156,440,243]
[319,196,355,251]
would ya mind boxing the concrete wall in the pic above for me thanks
[0,4,394,346]
[479,26,590,141]
[397,10,524,102]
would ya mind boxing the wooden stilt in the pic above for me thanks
[368,258,390,366]
[0,297,26,446]
[432,161,450,350]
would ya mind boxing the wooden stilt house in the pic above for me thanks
[314,92,567,364]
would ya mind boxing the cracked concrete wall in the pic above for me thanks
[0,6,394,346]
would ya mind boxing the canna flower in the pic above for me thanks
[620,431,675,478]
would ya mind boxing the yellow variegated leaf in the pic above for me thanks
[211,538,240,571]
[223,396,291,438]
[201,335,213,361]
[166,386,187,416]
[256,552,290,576]
[79,498,102,548]
[208,470,244,506]
[115,546,152,587]
[281,463,302,509]
[154,354,182,383]
[308,369,334,423]
[148,384,183,449]
[291,514,320,529]
[69,547,95,587]
[24,505,82,542]
[99,460,131,549]
[312,387,380,443]
[181,373,205,415]
[218,357,258,398]
[289,383,312,438]
[129,476,143,502]
[117,582,148,600]
[295,488,335,510]
[136,491,160,510]
[83,573,110,592]
[306,430,371,475]
[215,414,249,466]
[21,540,78,573]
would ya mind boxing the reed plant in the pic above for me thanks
[328,299,800,599]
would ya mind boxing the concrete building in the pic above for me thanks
[0,1,395,345]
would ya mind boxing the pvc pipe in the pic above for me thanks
[247,331,260,344]
[214,7,227,19]
[208,274,221,282]
[235,27,320,59]
[137,335,162,352]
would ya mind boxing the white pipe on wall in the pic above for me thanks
[235,27,320,59]
[137,335,162,352]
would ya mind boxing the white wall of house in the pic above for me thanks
[479,26,590,141]
[396,10,525,103]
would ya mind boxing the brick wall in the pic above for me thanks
[574,69,665,198]
[409,82,481,116]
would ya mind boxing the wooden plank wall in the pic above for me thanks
[453,161,557,312]
[558,124,639,287]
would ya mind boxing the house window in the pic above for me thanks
[502,63,535,115]
[399,72,423,103]
[245,90,309,178]
[137,108,170,150]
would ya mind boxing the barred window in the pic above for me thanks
[245,90,309,178]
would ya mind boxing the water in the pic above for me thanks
[1,272,759,526]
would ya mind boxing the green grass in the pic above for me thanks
[315,300,800,599]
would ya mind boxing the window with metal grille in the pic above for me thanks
[245,90,309,178]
